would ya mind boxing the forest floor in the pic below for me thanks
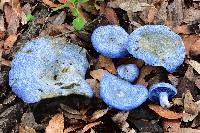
[0,0,200,133]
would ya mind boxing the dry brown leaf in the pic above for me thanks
[1,58,11,66]
[81,121,102,133]
[4,4,20,34]
[191,38,200,56]
[60,104,81,115]
[45,113,64,133]
[0,15,5,32]
[90,69,107,81]
[19,126,37,133]
[195,78,200,90]
[148,104,183,119]
[89,108,109,122]
[3,34,18,50]
[168,74,179,86]
[177,128,200,133]
[147,6,157,23]
[99,55,116,74]
[86,79,100,98]
[136,65,155,87]
[0,0,10,10]
[102,7,119,25]
[183,8,200,23]
[185,66,194,81]
[183,35,199,56]
[173,25,191,34]
[189,60,200,74]
[58,0,67,3]
[163,120,181,133]
[43,0,59,8]
[64,125,83,133]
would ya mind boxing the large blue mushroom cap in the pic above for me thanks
[149,82,177,103]
[9,36,93,103]
[100,72,149,111]
[117,64,139,82]
[127,25,185,73]
[91,25,129,58]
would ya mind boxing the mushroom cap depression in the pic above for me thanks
[9,37,93,103]
[149,82,177,103]
[91,25,129,58]
[117,64,139,82]
[100,72,148,111]
[127,25,185,73]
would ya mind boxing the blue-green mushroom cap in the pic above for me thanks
[127,25,185,73]
[9,37,93,103]
[117,64,139,82]
[91,25,129,58]
[100,72,148,111]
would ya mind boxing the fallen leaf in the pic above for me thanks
[195,78,200,90]
[148,104,183,119]
[100,6,119,25]
[4,4,20,34]
[19,126,37,133]
[147,6,157,23]
[185,65,195,81]
[173,25,191,34]
[3,34,18,50]
[64,125,83,133]
[58,0,67,3]
[189,60,200,74]
[191,38,200,56]
[172,98,183,106]
[168,74,179,86]
[45,113,64,133]
[163,120,181,133]
[108,0,150,13]
[81,121,102,133]
[0,0,10,10]
[98,55,116,74]
[52,11,66,25]
[20,112,40,129]
[177,128,200,133]
[89,108,109,122]
[183,8,200,23]
[0,15,5,32]
[183,35,199,56]
[1,58,11,66]
[90,69,107,81]
[43,0,59,8]
[86,79,100,98]
[136,65,155,87]
[60,104,81,115]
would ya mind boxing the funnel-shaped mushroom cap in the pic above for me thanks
[100,72,148,111]
[127,25,185,72]
[9,37,93,103]
[91,25,129,58]
[149,82,177,103]
[117,64,139,82]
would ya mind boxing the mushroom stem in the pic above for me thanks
[159,92,171,108]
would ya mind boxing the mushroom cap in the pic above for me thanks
[100,72,148,111]
[91,25,129,58]
[127,25,185,73]
[149,82,177,103]
[117,64,139,82]
[9,37,93,103]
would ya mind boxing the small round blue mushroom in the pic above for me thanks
[127,25,185,73]
[100,72,149,111]
[117,64,139,82]
[9,36,93,103]
[149,82,177,108]
[91,25,129,58]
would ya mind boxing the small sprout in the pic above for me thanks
[127,25,185,73]
[72,17,86,31]
[149,82,177,108]
[25,13,35,22]
[117,64,139,82]
[91,25,129,58]
[9,37,93,103]
[100,72,149,111]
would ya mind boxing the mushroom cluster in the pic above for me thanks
[9,37,93,103]
[91,25,184,110]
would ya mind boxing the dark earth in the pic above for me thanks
[0,0,200,133]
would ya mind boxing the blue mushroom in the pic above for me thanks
[100,72,149,111]
[149,82,177,108]
[91,25,129,58]
[127,25,185,73]
[9,37,93,103]
[117,64,139,82]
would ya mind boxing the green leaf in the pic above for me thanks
[71,8,79,17]
[80,0,89,3]
[72,17,86,30]
[25,13,35,22]
[52,3,68,12]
